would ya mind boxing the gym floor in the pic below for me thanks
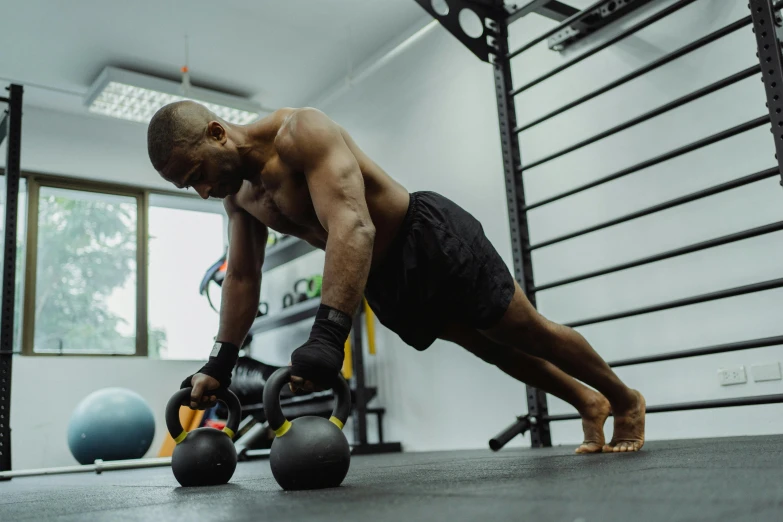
[2,434,781,522]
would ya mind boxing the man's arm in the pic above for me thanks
[186,197,267,408]
[277,108,375,390]
[279,108,375,316]
[217,197,268,345]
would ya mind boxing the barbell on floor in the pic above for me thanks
[0,456,173,480]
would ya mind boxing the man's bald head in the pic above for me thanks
[147,101,248,199]
[147,101,216,172]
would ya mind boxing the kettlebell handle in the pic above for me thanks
[263,367,351,437]
[165,387,242,444]
[293,278,310,294]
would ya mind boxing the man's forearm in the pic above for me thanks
[321,222,375,315]
[216,272,262,347]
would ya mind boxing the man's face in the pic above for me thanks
[161,140,245,199]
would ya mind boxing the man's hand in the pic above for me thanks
[289,333,345,393]
[186,373,221,409]
[289,373,325,394]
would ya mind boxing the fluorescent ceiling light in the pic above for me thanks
[85,66,263,125]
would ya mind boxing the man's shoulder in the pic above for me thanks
[274,108,340,162]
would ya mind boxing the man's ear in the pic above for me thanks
[207,121,226,143]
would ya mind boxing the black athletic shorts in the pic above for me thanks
[364,191,516,351]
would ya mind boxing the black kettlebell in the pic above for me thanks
[263,367,352,490]
[165,387,241,487]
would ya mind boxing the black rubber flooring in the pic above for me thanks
[1,435,781,522]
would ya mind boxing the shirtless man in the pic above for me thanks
[146,101,645,453]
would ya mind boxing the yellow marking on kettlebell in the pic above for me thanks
[174,430,188,445]
[275,420,292,437]
[222,427,235,439]
[329,416,344,430]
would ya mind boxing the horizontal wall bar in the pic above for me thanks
[609,335,783,367]
[523,115,769,209]
[529,167,778,250]
[511,0,698,96]
[565,278,783,328]
[515,14,756,133]
[535,220,783,291]
[520,65,761,165]
[0,97,8,104]
[545,393,783,421]
[507,0,610,58]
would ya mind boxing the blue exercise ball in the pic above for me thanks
[67,388,155,465]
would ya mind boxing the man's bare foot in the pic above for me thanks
[575,391,611,454]
[603,389,646,453]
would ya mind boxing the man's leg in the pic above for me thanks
[480,282,646,453]
[440,322,610,453]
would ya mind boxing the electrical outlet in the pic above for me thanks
[751,363,782,382]
[718,366,747,386]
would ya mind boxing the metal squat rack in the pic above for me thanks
[413,0,783,448]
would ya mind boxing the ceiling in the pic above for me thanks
[0,0,429,116]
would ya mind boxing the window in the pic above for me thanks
[31,186,138,354]
[13,174,228,357]
[0,176,28,353]
[147,194,226,360]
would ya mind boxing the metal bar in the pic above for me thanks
[512,0,698,96]
[0,112,8,145]
[523,116,770,209]
[536,220,783,291]
[489,416,531,451]
[545,394,783,421]
[515,14,756,132]
[1,85,22,477]
[507,0,609,58]
[0,97,8,103]
[531,0,579,22]
[507,0,554,24]
[244,448,272,460]
[376,409,385,443]
[750,0,783,187]
[136,191,148,357]
[566,277,783,328]
[530,167,778,250]
[507,0,578,25]
[0,457,172,479]
[492,15,552,447]
[521,65,761,164]
[609,335,783,367]
[248,297,320,335]
[351,308,368,446]
[263,237,317,272]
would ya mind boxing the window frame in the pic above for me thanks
[5,170,215,357]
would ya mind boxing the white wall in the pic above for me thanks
[0,105,169,190]
[10,356,201,469]
[312,0,783,450]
